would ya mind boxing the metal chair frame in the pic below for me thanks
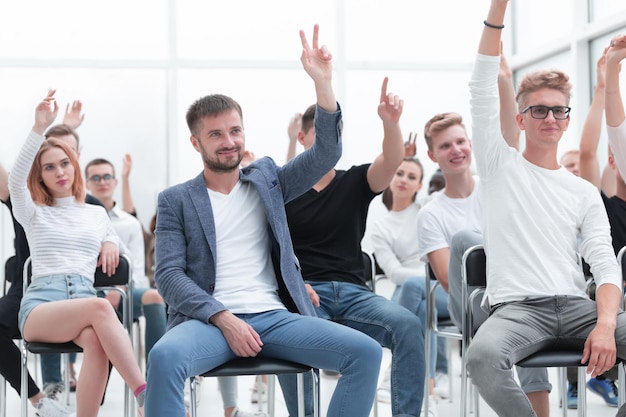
[461,245,626,417]
[189,357,318,417]
[424,263,462,417]
[20,255,134,417]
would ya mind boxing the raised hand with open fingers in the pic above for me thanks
[63,100,85,129]
[299,24,333,84]
[34,89,59,135]
[404,132,417,157]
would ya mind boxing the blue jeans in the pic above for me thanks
[466,296,626,417]
[397,276,449,376]
[121,287,167,358]
[308,281,425,417]
[145,309,381,417]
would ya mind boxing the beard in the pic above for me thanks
[202,148,243,173]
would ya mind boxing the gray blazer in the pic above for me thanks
[155,105,342,329]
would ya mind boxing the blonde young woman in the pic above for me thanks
[9,90,146,417]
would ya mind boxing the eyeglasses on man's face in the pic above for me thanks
[520,105,571,120]
[88,174,114,183]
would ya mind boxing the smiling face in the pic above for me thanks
[190,109,245,173]
[516,88,570,149]
[390,160,423,202]
[39,146,75,198]
[427,124,472,176]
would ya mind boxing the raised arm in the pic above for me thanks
[299,24,336,112]
[605,35,626,179]
[62,100,85,129]
[0,162,8,202]
[478,0,507,57]
[367,77,405,193]
[121,153,136,214]
[286,113,302,163]
[8,90,59,225]
[579,50,608,190]
[498,43,520,149]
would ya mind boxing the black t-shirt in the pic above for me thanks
[285,164,377,285]
[602,192,626,255]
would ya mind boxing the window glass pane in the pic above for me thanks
[513,1,573,55]
[344,0,491,62]
[591,0,626,21]
[0,0,169,59]
[0,68,167,226]
[176,0,337,61]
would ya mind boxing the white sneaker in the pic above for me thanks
[232,408,268,417]
[35,397,73,417]
[419,395,439,417]
[250,380,267,403]
[433,372,450,399]
[376,367,391,404]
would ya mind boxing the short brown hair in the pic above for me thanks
[28,138,85,206]
[301,104,316,135]
[423,112,466,151]
[186,94,243,137]
[45,124,80,151]
[85,158,115,179]
[515,69,572,110]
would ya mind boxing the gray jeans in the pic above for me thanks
[466,295,626,417]
[448,230,551,396]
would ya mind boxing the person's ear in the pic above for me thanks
[297,131,305,146]
[190,135,201,153]
[515,113,525,130]
[427,149,437,163]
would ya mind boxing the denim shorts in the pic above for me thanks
[18,274,97,334]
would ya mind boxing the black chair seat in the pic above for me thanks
[201,357,312,378]
[25,341,82,355]
[517,350,582,368]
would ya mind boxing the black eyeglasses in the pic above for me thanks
[88,174,114,183]
[520,105,571,120]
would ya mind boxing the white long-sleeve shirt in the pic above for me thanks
[470,54,620,306]
[370,201,425,286]
[8,131,119,281]
[608,120,626,180]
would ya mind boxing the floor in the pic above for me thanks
[3,278,620,416]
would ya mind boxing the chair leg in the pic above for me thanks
[268,375,275,417]
[189,377,197,417]
[296,373,305,417]
[63,354,70,406]
[617,361,626,407]
[20,341,29,417]
[578,366,586,417]
[558,367,567,417]
[0,374,6,417]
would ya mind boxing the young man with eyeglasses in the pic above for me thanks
[464,2,626,416]
[84,158,167,360]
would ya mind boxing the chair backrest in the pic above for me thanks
[94,255,132,287]
[461,244,488,337]
[4,256,16,295]
[463,245,486,288]
[362,251,376,292]
[23,254,132,289]
[4,256,15,284]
